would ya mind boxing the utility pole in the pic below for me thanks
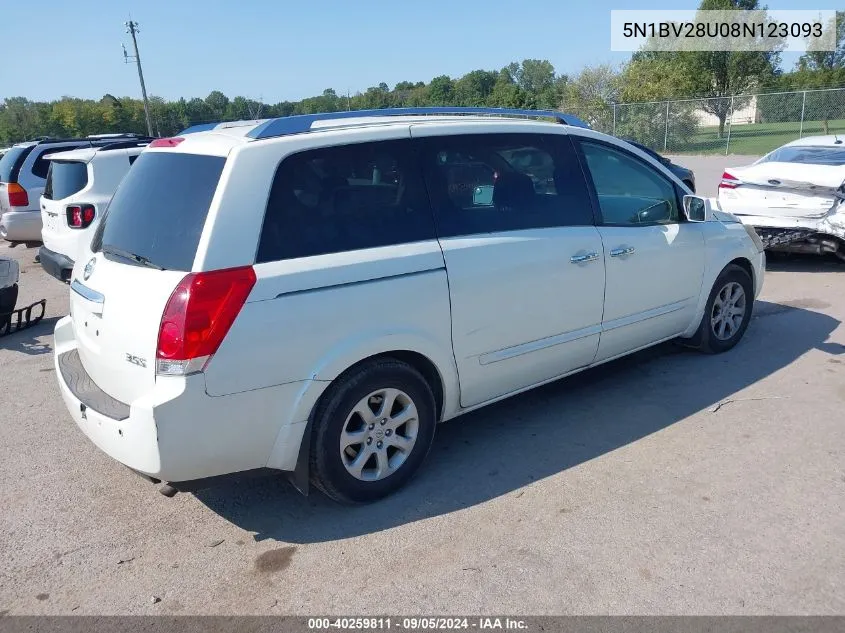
[123,20,154,136]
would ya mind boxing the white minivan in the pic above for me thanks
[53,108,765,504]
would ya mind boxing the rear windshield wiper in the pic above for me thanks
[100,245,165,270]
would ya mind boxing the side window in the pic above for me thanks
[419,133,593,237]
[257,139,435,263]
[579,141,680,226]
[31,144,85,180]
[128,154,139,165]
[31,149,54,179]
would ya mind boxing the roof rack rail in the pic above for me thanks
[245,107,591,140]
[179,119,270,135]
[86,132,146,139]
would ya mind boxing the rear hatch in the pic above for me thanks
[723,162,845,220]
[71,150,226,404]
[0,145,35,216]
[41,157,93,243]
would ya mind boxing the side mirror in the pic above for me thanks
[683,195,710,222]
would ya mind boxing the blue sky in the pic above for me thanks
[2,0,809,103]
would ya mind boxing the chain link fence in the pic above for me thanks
[577,87,845,156]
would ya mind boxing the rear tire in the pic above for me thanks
[693,264,754,354]
[309,359,437,504]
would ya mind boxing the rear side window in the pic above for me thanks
[92,152,225,271]
[257,139,435,263]
[418,133,594,237]
[44,161,89,200]
[0,146,33,182]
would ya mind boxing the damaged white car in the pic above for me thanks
[718,136,845,260]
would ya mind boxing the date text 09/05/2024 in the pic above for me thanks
[307,617,529,630]
[622,21,823,39]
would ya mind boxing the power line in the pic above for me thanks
[123,20,154,137]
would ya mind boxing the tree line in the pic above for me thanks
[1,0,842,147]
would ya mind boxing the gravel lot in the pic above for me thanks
[1,155,844,615]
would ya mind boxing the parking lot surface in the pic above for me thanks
[1,156,844,615]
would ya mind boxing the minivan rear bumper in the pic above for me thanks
[39,246,74,283]
[53,315,320,485]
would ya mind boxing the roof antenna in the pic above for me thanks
[835,134,842,144]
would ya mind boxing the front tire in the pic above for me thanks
[694,264,754,353]
[309,359,437,504]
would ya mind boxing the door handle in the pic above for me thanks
[610,246,636,258]
[570,252,599,264]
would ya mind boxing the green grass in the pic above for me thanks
[672,119,845,156]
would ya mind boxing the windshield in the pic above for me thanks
[91,152,226,272]
[0,146,33,182]
[757,145,845,166]
[44,161,89,200]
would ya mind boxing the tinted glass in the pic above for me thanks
[31,146,82,179]
[419,133,593,237]
[92,152,225,271]
[757,145,845,166]
[44,161,89,200]
[580,141,679,225]
[257,139,435,262]
[0,146,33,182]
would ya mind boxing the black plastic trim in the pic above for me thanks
[58,349,130,421]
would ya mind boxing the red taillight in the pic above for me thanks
[7,183,29,207]
[156,266,257,376]
[149,137,184,148]
[66,204,96,229]
[719,171,740,190]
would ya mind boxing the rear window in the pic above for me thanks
[0,146,33,182]
[758,145,845,166]
[44,161,89,200]
[92,152,225,271]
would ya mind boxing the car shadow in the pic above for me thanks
[0,315,60,355]
[765,252,844,273]
[195,300,842,543]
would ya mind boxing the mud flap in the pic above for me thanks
[0,298,47,337]
[287,419,312,496]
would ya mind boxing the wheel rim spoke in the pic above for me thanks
[345,446,373,479]
[387,404,417,430]
[375,449,390,478]
[377,388,400,419]
[340,429,367,450]
[352,401,376,424]
[390,433,414,452]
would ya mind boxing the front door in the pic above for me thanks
[575,138,706,362]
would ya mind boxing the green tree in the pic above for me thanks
[563,64,620,131]
[453,70,497,106]
[427,75,455,105]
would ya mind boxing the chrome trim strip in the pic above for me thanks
[70,279,105,304]
[601,299,689,332]
[480,324,602,365]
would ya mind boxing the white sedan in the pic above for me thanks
[718,135,845,260]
